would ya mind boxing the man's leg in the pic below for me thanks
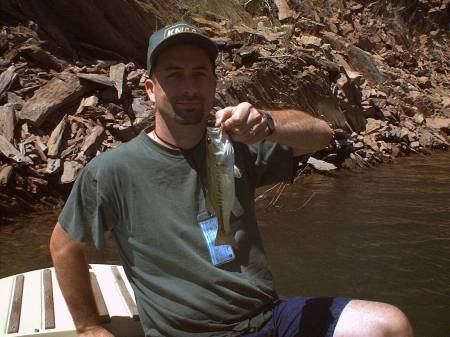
[333,300,414,337]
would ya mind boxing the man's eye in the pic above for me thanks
[194,72,207,77]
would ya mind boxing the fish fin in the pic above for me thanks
[233,165,242,178]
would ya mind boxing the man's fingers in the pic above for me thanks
[215,107,234,127]
[223,110,249,131]
[229,121,267,144]
[224,104,263,134]
[215,103,267,144]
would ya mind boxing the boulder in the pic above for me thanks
[19,71,86,127]
[47,115,68,157]
[60,160,83,184]
[0,104,16,143]
[323,32,385,84]
[0,134,29,163]
[0,165,13,186]
[0,66,19,98]
[109,63,127,100]
[307,157,337,171]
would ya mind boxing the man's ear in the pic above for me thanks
[145,78,156,103]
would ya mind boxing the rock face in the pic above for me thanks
[0,0,449,217]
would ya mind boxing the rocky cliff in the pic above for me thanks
[0,0,449,218]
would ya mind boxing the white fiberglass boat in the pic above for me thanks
[0,264,144,337]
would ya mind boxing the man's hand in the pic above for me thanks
[78,325,114,337]
[215,102,269,144]
[216,103,334,155]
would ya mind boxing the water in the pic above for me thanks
[257,152,450,337]
[1,152,449,337]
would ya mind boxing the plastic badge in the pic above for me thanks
[199,216,235,266]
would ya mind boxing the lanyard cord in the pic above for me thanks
[152,129,179,149]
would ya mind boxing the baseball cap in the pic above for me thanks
[146,22,218,74]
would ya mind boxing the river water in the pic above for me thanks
[1,152,449,337]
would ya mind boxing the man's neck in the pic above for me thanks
[150,115,206,150]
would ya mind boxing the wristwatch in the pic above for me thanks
[261,110,275,136]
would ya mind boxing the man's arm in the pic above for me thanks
[216,102,334,156]
[49,223,114,337]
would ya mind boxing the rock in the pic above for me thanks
[336,73,362,106]
[413,113,425,125]
[77,73,114,87]
[109,63,127,100]
[0,65,19,97]
[234,45,260,67]
[323,32,385,84]
[341,157,358,169]
[363,118,382,135]
[354,141,364,150]
[33,138,47,161]
[47,115,68,157]
[7,91,25,108]
[0,165,13,186]
[417,128,449,148]
[332,53,364,84]
[273,0,294,21]
[76,95,99,114]
[47,158,61,175]
[333,128,351,140]
[106,120,139,141]
[363,133,378,151]
[299,35,322,48]
[127,70,141,83]
[19,71,86,127]
[18,44,67,71]
[78,125,105,159]
[60,160,83,184]
[132,97,154,129]
[0,134,29,163]
[417,76,432,89]
[307,157,337,171]
[410,141,420,149]
[244,0,261,16]
[339,102,367,132]
[391,144,401,158]
[0,104,16,143]
[425,117,450,130]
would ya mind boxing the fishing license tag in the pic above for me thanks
[198,216,235,266]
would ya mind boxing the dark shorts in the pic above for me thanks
[242,296,352,337]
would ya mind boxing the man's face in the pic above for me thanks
[145,44,217,126]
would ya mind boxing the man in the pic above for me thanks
[50,22,413,337]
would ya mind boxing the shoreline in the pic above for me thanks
[2,147,448,223]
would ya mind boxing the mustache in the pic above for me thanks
[173,96,203,103]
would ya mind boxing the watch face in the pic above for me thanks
[264,111,275,135]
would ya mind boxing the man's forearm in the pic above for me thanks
[267,109,334,156]
[216,103,333,154]
[50,223,103,332]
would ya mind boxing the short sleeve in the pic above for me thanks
[58,161,116,249]
[243,139,298,188]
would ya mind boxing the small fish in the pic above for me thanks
[206,127,238,248]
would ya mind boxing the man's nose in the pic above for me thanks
[180,77,198,97]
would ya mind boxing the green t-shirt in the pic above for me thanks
[59,131,296,337]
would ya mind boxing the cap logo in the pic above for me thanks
[164,24,200,38]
